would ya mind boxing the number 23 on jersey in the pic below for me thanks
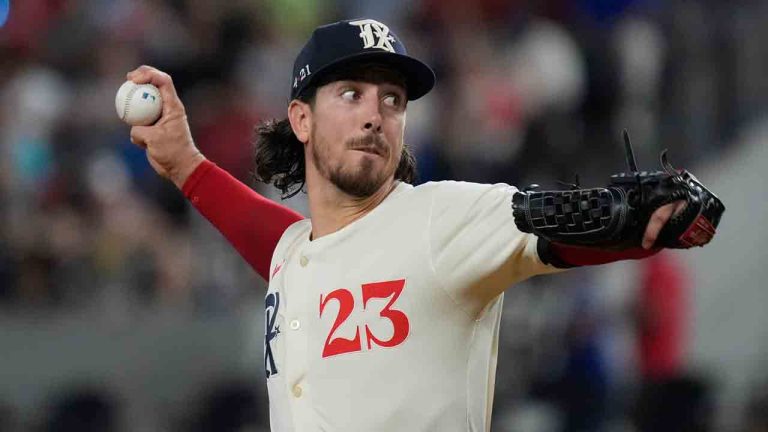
[319,279,410,358]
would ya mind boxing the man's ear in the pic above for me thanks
[288,100,311,144]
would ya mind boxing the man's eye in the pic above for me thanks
[383,94,400,107]
[341,90,358,101]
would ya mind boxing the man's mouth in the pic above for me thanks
[348,134,386,157]
[351,146,384,157]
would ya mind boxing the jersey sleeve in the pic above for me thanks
[543,241,661,268]
[182,160,305,281]
[428,181,563,316]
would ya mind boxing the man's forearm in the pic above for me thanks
[537,237,660,268]
[182,160,304,280]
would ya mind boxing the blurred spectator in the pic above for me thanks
[40,386,120,432]
[0,400,19,432]
[631,253,714,432]
[191,80,261,183]
[636,252,688,380]
[743,385,768,432]
[525,271,611,432]
[183,378,267,432]
[632,374,714,432]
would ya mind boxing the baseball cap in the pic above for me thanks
[290,19,435,102]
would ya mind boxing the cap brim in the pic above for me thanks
[301,51,435,101]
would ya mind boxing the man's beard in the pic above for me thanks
[312,131,392,198]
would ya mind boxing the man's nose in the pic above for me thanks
[363,120,381,132]
[362,97,383,133]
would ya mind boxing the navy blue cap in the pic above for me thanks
[290,19,435,102]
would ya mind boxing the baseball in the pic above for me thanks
[115,80,163,126]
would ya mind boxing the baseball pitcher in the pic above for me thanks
[125,18,724,432]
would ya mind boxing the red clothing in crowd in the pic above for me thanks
[637,252,688,379]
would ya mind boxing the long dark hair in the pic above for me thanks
[252,63,418,199]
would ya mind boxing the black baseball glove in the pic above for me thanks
[511,131,725,249]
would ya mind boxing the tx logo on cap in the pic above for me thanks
[349,19,396,53]
[289,18,435,101]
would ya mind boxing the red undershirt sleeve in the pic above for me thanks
[537,237,661,268]
[181,159,305,280]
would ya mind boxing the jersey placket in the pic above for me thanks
[285,248,314,430]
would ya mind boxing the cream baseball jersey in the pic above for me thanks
[264,180,561,431]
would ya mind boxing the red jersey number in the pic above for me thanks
[319,279,409,358]
[362,280,410,349]
[319,288,362,358]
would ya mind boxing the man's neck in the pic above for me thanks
[307,177,397,240]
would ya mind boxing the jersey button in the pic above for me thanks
[292,384,303,398]
[289,320,300,330]
[300,256,309,267]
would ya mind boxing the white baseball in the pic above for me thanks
[115,81,163,126]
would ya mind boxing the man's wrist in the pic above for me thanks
[171,152,206,189]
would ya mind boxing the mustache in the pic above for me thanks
[346,134,387,155]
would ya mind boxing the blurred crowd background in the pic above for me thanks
[1,0,767,431]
